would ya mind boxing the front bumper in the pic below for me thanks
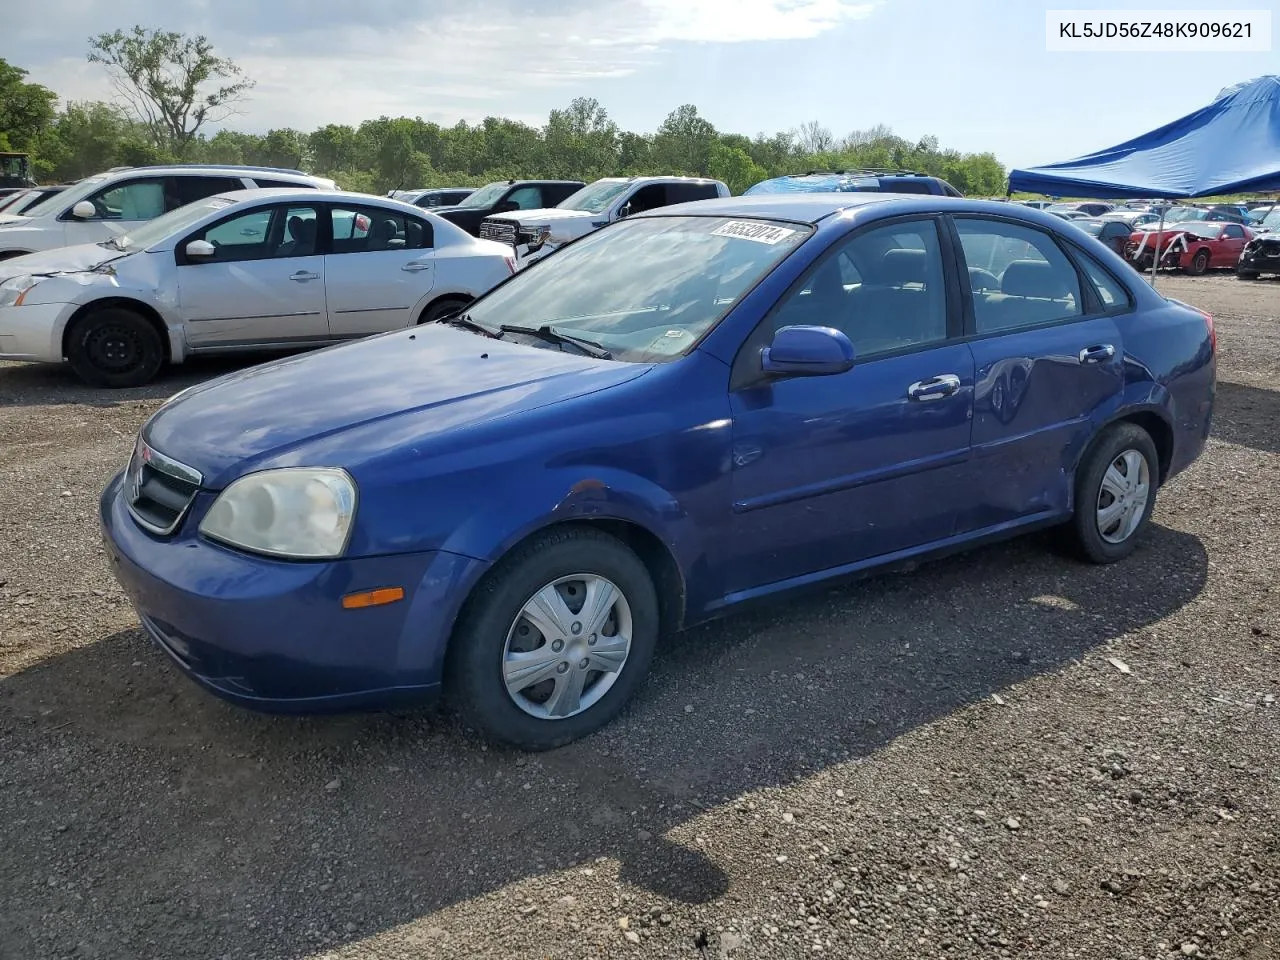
[99,470,486,713]
[0,301,74,361]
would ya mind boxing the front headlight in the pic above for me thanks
[0,275,39,308]
[199,467,357,559]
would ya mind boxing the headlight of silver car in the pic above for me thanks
[199,467,357,559]
[0,275,40,308]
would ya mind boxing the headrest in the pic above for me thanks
[880,248,927,286]
[1001,259,1070,299]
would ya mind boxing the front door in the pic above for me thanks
[951,216,1126,530]
[726,217,974,594]
[1215,224,1249,267]
[62,176,171,248]
[323,203,437,337]
[176,202,329,349]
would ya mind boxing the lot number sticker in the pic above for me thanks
[711,221,798,245]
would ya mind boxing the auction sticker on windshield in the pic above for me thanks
[711,221,798,244]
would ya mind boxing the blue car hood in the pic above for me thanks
[143,325,650,488]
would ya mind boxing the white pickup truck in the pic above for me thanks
[478,175,730,266]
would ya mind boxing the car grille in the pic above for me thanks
[124,437,203,535]
[480,219,518,247]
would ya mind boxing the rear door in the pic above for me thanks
[176,201,329,348]
[322,202,437,337]
[950,215,1126,531]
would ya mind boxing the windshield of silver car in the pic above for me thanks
[462,215,811,362]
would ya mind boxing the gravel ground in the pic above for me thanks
[1,273,1277,960]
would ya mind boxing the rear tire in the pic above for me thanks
[446,527,659,750]
[418,297,471,326]
[1063,423,1159,565]
[65,307,164,388]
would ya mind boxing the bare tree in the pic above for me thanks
[795,120,835,154]
[88,27,254,157]
[840,124,895,150]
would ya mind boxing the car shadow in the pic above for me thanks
[0,352,302,409]
[1,522,1208,958]
[1211,380,1280,456]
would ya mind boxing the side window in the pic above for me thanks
[505,186,543,210]
[252,178,314,189]
[1074,250,1133,311]
[886,179,934,195]
[328,205,432,254]
[190,205,319,262]
[545,183,579,205]
[768,218,948,357]
[668,182,718,204]
[169,176,243,210]
[623,184,668,215]
[1223,224,1244,239]
[80,178,166,221]
[954,218,1082,334]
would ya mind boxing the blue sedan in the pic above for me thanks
[100,194,1216,749]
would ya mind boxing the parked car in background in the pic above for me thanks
[429,180,585,236]
[97,193,1215,749]
[480,175,731,264]
[1072,218,1133,255]
[744,169,962,197]
[0,152,35,190]
[1020,200,1054,209]
[0,189,514,386]
[1246,203,1276,226]
[0,185,69,216]
[1125,221,1253,273]
[0,165,337,259]
[395,188,476,209]
[1237,231,1280,278]
[1250,206,1280,234]
[1049,210,1091,221]
[1046,201,1114,217]
[1203,204,1251,223]
[1099,210,1160,228]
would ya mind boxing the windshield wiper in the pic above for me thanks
[437,312,498,337]
[499,323,613,359]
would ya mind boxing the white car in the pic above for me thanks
[0,188,516,387]
[0,164,337,259]
[478,176,730,266]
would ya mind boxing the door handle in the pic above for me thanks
[290,271,320,282]
[1078,343,1116,364]
[907,373,961,401]
[401,262,432,272]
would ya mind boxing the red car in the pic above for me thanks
[1125,221,1254,274]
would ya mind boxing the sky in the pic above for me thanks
[3,0,1278,170]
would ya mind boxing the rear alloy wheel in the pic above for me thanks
[65,307,164,388]
[447,528,659,750]
[418,297,471,326]
[1064,423,1158,564]
[1187,249,1211,275]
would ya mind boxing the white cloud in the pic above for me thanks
[12,0,885,133]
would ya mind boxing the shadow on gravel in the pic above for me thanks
[1213,380,1280,456]
[0,522,1208,958]
[0,353,291,408]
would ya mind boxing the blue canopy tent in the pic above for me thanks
[1008,76,1280,285]
[1008,75,1280,199]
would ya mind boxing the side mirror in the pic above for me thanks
[761,325,855,377]
[70,200,96,219]
[185,239,216,259]
[616,203,632,220]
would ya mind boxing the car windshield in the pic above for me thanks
[115,196,238,250]
[456,182,508,209]
[464,215,810,362]
[1075,220,1104,236]
[557,180,632,213]
[1183,223,1225,239]
[1165,207,1206,222]
[20,175,107,218]
[1259,208,1280,231]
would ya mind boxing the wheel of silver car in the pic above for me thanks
[502,573,633,719]
[1062,422,1159,565]
[446,527,660,750]
[1095,449,1151,544]
[65,306,164,389]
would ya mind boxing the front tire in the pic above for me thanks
[446,528,660,750]
[417,297,471,326]
[1237,268,1259,280]
[1064,423,1159,564]
[1187,249,1211,275]
[65,307,164,388]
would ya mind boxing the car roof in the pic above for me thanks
[633,193,1043,226]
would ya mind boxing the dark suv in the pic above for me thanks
[431,179,585,236]
[744,169,962,197]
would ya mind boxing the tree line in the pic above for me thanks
[0,27,1009,197]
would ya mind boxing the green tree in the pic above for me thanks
[253,128,308,170]
[543,97,619,178]
[87,26,254,157]
[0,59,58,152]
[308,124,359,174]
[707,143,767,194]
[35,102,128,180]
[652,104,717,175]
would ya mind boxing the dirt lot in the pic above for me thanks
[1,274,1278,960]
